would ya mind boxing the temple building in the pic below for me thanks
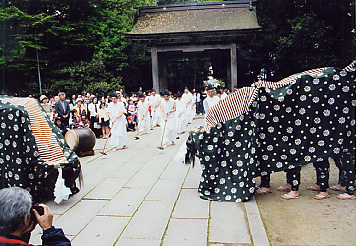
[126,0,261,92]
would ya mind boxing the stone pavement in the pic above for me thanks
[29,117,269,246]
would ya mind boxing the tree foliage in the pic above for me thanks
[1,0,354,96]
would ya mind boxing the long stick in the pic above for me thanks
[158,120,167,150]
[100,127,112,155]
[134,118,144,140]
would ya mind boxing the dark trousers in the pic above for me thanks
[260,167,301,191]
[334,153,355,195]
[313,160,330,192]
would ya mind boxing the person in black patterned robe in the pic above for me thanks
[186,61,355,202]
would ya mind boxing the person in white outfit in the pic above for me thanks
[150,89,162,127]
[175,91,187,134]
[220,87,228,100]
[107,92,128,151]
[182,87,194,124]
[160,89,176,149]
[203,84,220,116]
[137,94,151,135]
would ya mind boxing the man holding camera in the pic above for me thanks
[0,187,71,245]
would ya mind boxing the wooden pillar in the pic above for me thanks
[151,46,159,92]
[226,51,231,90]
[159,53,168,91]
[230,43,237,91]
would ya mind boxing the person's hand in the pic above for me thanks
[165,118,168,122]
[33,204,53,231]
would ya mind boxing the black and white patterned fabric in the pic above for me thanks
[189,62,355,202]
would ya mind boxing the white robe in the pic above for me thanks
[160,98,176,145]
[175,99,187,134]
[150,94,162,126]
[203,96,220,114]
[137,100,150,133]
[107,101,127,147]
[182,92,194,123]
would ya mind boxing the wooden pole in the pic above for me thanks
[151,46,159,92]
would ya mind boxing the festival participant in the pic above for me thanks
[149,89,162,127]
[73,98,87,116]
[216,89,222,99]
[160,89,177,149]
[257,168,302,200]
[54,92,70,127]
[98,102,110,138]
[305,160,331,200]
[220,87,228,100]
[192,89,197,120]
[184,62,355,202]
[182,87,194,124]
[137,94,150,136]
[0,187,71,246]
[107,92,128,151]
[203,84,220,114]
[175,91,187,134]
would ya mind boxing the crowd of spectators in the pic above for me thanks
[38,85,233,138]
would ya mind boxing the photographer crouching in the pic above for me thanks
[0,187,71,245]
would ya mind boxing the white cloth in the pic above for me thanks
[137,100,150,133]
[221,93,228,100]
[175,98,187,134]
[150,94,162,126]
[160,98,176,145]
[54,169,71,204]
[107,101,127,147]
[203,95,220,113]
[182,92,194,123]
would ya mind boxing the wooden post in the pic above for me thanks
[159,53,168,91]
[230,43,237,91]
[151,46,159,92]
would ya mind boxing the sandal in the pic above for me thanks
[282,194,299,200]
[330,185,346,191]
[307,185,321,191]
[256,187,272,194]
[122,146,128,150]
[276,185,292,191]
[336,193,356,200]
[314,194,330,200]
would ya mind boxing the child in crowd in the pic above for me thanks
[79,112,90,128]
[99,102,110,138]
[54,117,68,136]
[70,110,81,129]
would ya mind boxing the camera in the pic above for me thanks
[30,204,44,224]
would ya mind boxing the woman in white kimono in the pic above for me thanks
[107,92,128,151]
[137,94,150,135]
[175,91,187,134]
[182,87,194,124]
[160,90,177,149]
[149,89,162,127]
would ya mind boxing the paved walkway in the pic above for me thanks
[30,117,269,246]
